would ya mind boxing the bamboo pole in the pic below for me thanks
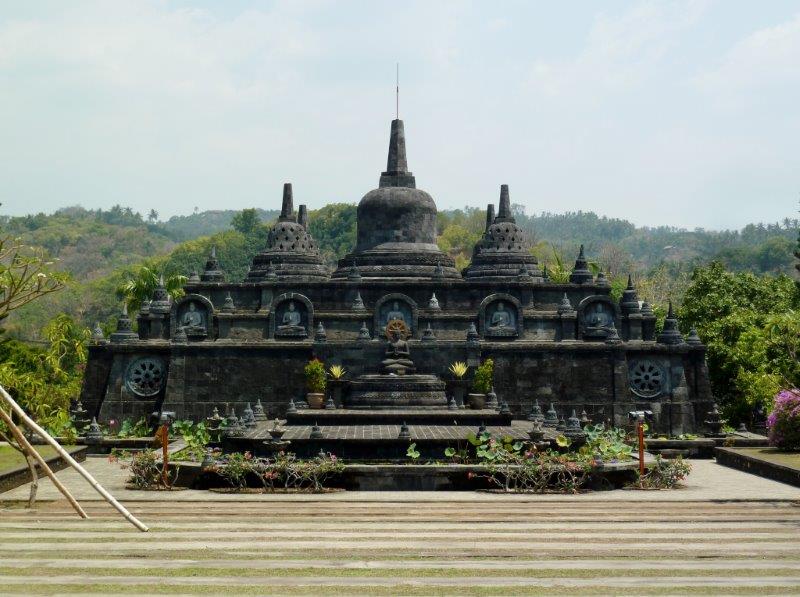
[0,386,148,532]
[0,408,86,517]
[0,428,38,508]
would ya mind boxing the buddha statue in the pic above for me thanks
[486,301,516,337]
[276,301,307,337]
[584,302,613,339]
[386,301,406,325]
[179,302,205,334]
[381,329,416,375]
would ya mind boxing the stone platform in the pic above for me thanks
[286,409,512,426]
[224,418,544,460]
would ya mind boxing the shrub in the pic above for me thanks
[581,424,633,461]
[212,451,344,492]
[472,358,494,394]
[635,455,692,489]
[171,420,211,461]
[304,359,327,393]
[120,450,176,489]
[767,389,800,451]
[214,452,253,489]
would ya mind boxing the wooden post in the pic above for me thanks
[0,385,148,532]
[0,408,87,518]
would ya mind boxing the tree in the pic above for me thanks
[679,262,800,422]
[230,208,261,235]
[147,209,159,224]
[0,236,66,325]
[116,266,186,313]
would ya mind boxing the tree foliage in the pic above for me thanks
[679,262,800,421]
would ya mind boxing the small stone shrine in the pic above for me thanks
[81,116,714,439]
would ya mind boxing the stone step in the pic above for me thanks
[284,409,512,426]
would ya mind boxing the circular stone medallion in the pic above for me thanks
[628,360,665,398]
[125,357,166,397]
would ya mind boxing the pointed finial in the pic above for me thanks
[279,183,294,221]
[485,204,495,231]
[667,300,675,319]
[121,302,129,316]
[298,204,308,229]
[158,273,165,287]
[385,120,408,174]
[211,245,216,259]
[496,184,512,221]
[578,244,585,259]
[627,273,634,289]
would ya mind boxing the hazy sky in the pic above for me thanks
[1,1,798,229]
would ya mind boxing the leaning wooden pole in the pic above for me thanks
[0,427,38,508]
[0,386,148,532]
[0,408,87,518]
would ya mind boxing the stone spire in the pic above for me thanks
[569,244,593,284]
[297,204,308,229]
[619,274,641,314]
[279,183,295,222]
[201,246,225,282]
[485,204,495,232]
[379,119,415,188]
[657,301,684,345]
[495,184,513,222]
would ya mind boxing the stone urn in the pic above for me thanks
[467,393,486,410]
[447,379,469,409]
[306,393,325,409]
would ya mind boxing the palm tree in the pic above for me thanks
[147,209,159,223]
[116,266,186,313]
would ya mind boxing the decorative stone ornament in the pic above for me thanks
[557,293,575,315]
[428,293,440,310]
[686,328,703,346]
[466,322,480,344]
[486,387,499,410]
[499,400,511,416]
[556,416,566,432]
[619,275,641,315]
[222,292,235,313]
[253,399,267,422]
[528,420,545,442]
[398,422,411,440]
[357,321,371,341]
[85,417,103,442]
[314,321,327,342]
[527,399,544,423]
[188,270,201,283]
[91,322,107,344]
[243,403,256,428]
[352,292,366,311]
[286,398,298,414]
[325,396,336,409]
[657,301,685,345]
[347,261,362,281]
[629,360,665,398]
[266,261,278,280]
[595,270,610,288]
[604,323,623,345]
[421,323,436,343]
[200,246,225,282]
[172,326,188,344]
[309,424,323,439]
[125,357,166,397]
[149,274,171,315]
[110,303,139,343]
[544,403,559,427]
[569,244,594,284]
[564,410,587,446]
[433,261,445,279]
[447,396,458,410]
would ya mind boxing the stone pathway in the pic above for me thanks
[1,458,800,595]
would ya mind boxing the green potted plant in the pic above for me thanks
[468,358,494,410]
[327,364,347,408]
[304,359,327,409]
[447,361,469,409]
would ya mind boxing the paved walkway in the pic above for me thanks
[2,458,800,595]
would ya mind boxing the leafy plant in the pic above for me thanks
[117,417,152,438]
[172,419,211,461]
[767,389,800,451]
[448,361,468,379]
[328,365,346,380]
[472,359,494,394]
[116,266,186,314]
[304,359,327,393]
[581,424,633,461]
[214,452,253,490]
[290,452,344,491]
[634,455,692,489]
[120,450,176,489]
[406,443,420,461]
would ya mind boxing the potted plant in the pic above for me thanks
[304,359,327,409]
[447,361,469,409]
[468,358,494,410]
[327,365,347,408]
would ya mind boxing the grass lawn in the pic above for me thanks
[0,444,58,473]
[737,447,800,471]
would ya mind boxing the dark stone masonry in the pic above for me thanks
[81,116,714,436]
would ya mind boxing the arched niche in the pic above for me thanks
[271,292,314,339]
[374,293,418,339]
[577,295,620,341]
[478,293,523,338]
[171,294,214,339]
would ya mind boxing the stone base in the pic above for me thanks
[346,374,447,410]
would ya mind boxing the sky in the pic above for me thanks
[0,0,798,230]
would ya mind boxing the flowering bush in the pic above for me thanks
[634,455,692,489]
[211,451,344,492]
[767,389,800,451]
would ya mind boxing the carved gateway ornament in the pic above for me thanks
[125,356,166,397]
